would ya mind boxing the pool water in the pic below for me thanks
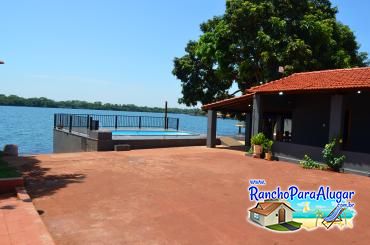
[112,130,199,136]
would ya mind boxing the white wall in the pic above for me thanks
[250,212,265,226]
[264,204,293,226]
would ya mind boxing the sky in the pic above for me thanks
[0,0,369,108]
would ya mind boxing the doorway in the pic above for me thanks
[278,208,286,223]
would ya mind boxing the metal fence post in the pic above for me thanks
[52,113,180,131]
[89,117,93,130]
[87,115,90,129]
[69,115,73,133]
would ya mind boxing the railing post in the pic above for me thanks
[139,116,142,129]
[53,114,56,129]
[89,117,93,130]
[176,118,179,131]
[115,115,118,129]
[166,117,169,130]
[69,115,73,133]
[87,115,90,129]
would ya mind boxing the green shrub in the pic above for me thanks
[263,140,274,152]
[300,155,324,170]
[251,133,267,146]
[0,151,20,178]
[322,139,345,171]
[247,147,253,154]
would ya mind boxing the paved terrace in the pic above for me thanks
[6,147,370,244]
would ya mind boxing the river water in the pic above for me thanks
[0,106,243,155]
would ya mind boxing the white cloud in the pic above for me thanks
[297,201,309,207]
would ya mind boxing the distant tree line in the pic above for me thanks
[0,94,205,116]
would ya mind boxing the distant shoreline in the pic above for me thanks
[0,94,205,116]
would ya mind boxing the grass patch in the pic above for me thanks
[287,221,302,228]
[0,151,21,178]
[266,221,302,232]
[266,224,290,231]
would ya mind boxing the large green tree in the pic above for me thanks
[173,0,368,106]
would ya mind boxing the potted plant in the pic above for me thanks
[263,140,274,161]
[250,133,266,158]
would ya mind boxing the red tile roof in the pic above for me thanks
[249,202,294,216]
[248,67,370,94]
[202,67,370,111]
[201,93,254,111]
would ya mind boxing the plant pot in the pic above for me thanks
[253,145,263,158]
[0,177,24,194]
[265,152,273,161]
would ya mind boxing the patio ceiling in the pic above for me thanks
[202,93,254,113]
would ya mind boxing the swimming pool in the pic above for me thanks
[112,130,199,136]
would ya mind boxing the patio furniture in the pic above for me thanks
[322,204,346,229]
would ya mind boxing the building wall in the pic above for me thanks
[259,92,370,175]
[249,204,293,227]
[291,95,330,147]
[261,94,330,147]
[54,129,210,153]
[263,204,293,226]
[53,129,98,153]
[273,141,323,162]
[344,92,370,154]
[112,138,208,149]
[273,141,370,174]
[250,212,265,226]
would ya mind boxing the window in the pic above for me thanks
[253,213,260,220]
[272,116,292,142]
[283,118,292,142]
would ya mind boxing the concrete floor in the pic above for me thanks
[0,193,54,245]
[6,147,370,244]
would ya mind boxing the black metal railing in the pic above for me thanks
[54,113,180,132]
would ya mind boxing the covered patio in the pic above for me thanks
[203,67,370,175]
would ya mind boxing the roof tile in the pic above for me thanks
[248,67,370,93]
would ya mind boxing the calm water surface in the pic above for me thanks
[0,106,243,155]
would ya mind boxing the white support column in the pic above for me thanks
[251,94,262,136]
[206,110,217,148]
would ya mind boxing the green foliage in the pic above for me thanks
[251,133,267,145]
[251,133,274,152]
[266,224,290,231]
[300,155,324,170]
[263,140,273,152]
[0,152,21,178]
[267,221,301,231]
[322,139,345,171]
[173,0,368,106]
[247,146,253,154]
[0,94,204,116]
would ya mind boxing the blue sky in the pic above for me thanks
[0,0,369,108]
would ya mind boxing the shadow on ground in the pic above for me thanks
[216,145,247,152]
[4,156,85,199]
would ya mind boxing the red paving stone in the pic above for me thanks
[0,192,54,245]
[5,147,370,244]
